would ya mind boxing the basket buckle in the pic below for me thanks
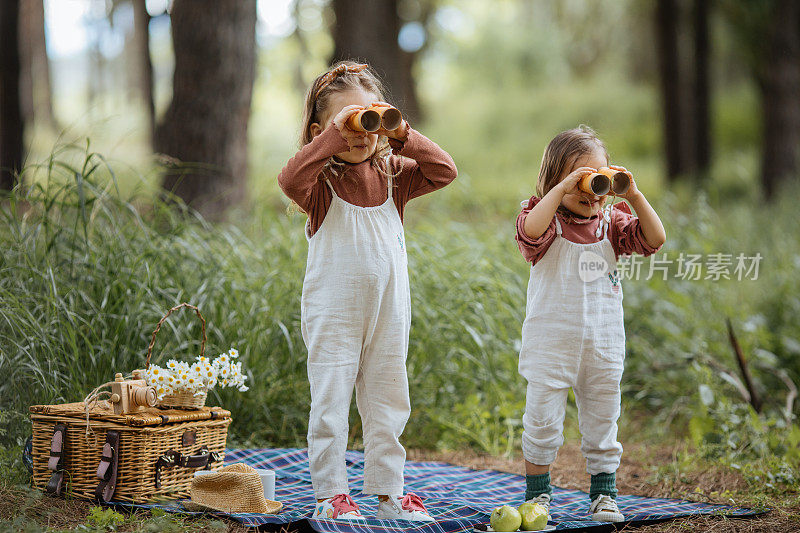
[154,450,178,489]
[45,424,67,496]
[154,446,220,489]
[94,430,121,503]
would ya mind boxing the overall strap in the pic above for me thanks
[323,178,338,198]
[387,175,393,200]
[604,208,611,239]
[554,216,563,236]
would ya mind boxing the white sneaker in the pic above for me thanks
[376,493,435,522]
[589,494,624,522]
[311,494,366,520]
[525,492,551,517]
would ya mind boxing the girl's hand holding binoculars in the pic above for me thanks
[607,165,640,201]
[334,105,370,148]
[558,167,595,196]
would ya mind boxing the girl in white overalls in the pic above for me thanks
[277,62,457,522]
[514,126,666,523]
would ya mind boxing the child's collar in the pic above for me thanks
[557,207,599,225]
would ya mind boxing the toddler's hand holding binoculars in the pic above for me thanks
[606,165,640,200]
[558,167,596,196]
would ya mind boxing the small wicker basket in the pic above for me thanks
[159,389,207,410]
[146,303,209,410]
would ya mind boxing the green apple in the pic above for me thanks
[518,502,548,531]
[490,505,522,532]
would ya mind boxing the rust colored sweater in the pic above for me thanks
[278,124,457,236]
[516,195,662,264]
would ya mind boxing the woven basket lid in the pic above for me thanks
[29,401,231,427]
[186,463,282,514]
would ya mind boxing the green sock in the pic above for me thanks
[590,472,617,501]
[525,472,552,501]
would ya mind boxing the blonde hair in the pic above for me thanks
[289,61,398,214]
[536,125,609,217]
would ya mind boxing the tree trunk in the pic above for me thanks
[18,0,33,124]
[331,0,420,123]
[692,0,711,178]
[132,0,155,146]
[18,0,55,128]
[154,0,257,219]
[0,0,24,190]
[759,0,800,199]
[655,0,687,180]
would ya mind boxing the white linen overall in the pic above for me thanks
[301,176,411,499]
[519,211,625,475]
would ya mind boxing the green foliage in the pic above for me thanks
[0,142,311,448]
[133,509,225,533]
[85,507,125,530]
[687,369,799,491]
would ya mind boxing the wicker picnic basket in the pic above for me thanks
[29,303,232,503]
[30,402,230,502]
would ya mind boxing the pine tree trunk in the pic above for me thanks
[692,0,711,178]
[132,0,155,146]
[18,0,55,128]
[18,0,33,124]
[154,0,257,219]
[655,0,687,180]
[759,0,800,199]
[0,0,24,190]
[331,0,420,122]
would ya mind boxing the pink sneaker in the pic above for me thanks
[312,494,365,520]
[376,493,434,521]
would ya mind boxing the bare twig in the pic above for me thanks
[701,354,751,403]
[726,318,762,413]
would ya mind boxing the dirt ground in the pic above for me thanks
[1,442,796,532]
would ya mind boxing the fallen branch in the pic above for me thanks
[726,318,762,413]
[777,369,798,424]
[702,356,751,403]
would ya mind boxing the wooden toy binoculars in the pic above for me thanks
[578,167,631,196]
[109,371,157,414]
[346,104,403,133]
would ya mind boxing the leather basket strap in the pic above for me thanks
[45,424,67,496]
[94,430,121,503]
[154,446,221,489]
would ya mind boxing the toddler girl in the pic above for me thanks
[515,126,666,523]
[278,61,457,521]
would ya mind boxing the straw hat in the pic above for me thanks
[186,463,282,514]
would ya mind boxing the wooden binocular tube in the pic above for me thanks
[346,104,403,132]
[578,167,631,196]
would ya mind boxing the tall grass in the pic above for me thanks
[1,143,798,478]
[0,144,310,446]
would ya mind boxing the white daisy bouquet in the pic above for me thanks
[143,348,249,408]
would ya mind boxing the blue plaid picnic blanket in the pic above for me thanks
[113,447,765,531]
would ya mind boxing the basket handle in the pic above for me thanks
[146,303,207,369]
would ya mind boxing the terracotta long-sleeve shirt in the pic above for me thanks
[515,195,662,265]
[278,123,457,236]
